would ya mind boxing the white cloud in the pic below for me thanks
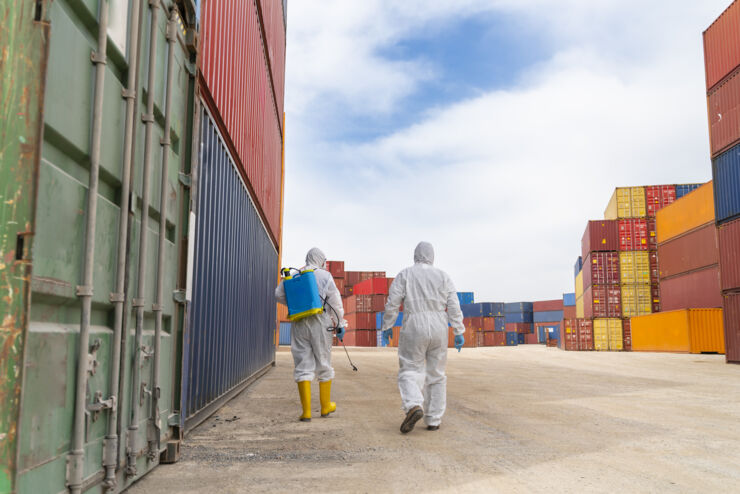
[282,1,729,302]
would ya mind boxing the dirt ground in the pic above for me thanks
[130,346,740,493]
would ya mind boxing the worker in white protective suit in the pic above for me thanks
[275,248,345,422]
[380,242,465,433]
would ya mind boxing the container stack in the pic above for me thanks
[559,293,577,349]
[704,2,740,363]
[504,303,534,347]
[533,300,563,346]
[460,303,505,348]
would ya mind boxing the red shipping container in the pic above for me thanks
[562,319,578,351]
[577,319,594,350]
[334,278,345,293]
[563,306,576,319]
[525,334,539,344]
[344,294,387,313]
[533,299,564,311]
[353,277,389,295]
[258,0,287,122]
[345,271,361,287]
[658,223,719,280]
[582,220,619,258]
[354,329,377,347]
[619,219,649,251]
[719,217,740,291]
[649,251,660,284]
[659,266,723,311]
[449,327,478,348]
[386,277,395,292]
[708,71,740,156]
[482,317,496,331]
[506,322,532,333]
[647,218,658,250]
[343,286,353,297]
[326,260,345,278]
[464,317,483,332]
[492,332,506,346]
[481,331,495,347]
[584,285,622,318]
[723,291,740,363]
[651,284,661,313]
[704,0,740,92]
[646,185,677,217]
[622,319,632,351]
[583,252,620,289]
[345,312,376,330]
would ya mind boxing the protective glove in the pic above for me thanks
[454,334,465,352]
[336,326,345,342]
[382,328,393,346]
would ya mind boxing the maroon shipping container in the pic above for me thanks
[577,319,594,351]
[464,317,484,332]
[491,332,506,346]
[562,319,578,351]
[723,291,740,363]
[344,294,386,314]
[708,70,740,156]
[482,317,497,331]
[326,261,345,278]
[345,312,376,330]
[651,284,661,313]
[533,299,564,311]
[582,252,620,289]
[619,219,649,251]
[506,322,533,333]
[563,305,576,319]
[649,251,660,284]
[353,277,389,295]
[582,220,619,258]
[659,266,723,311]
[584,285,622,318]
[345,271,361,287]
[354,329,377,347]
[703,0,740,92]
[647,219,658,250]
[658,223,719,280]
[334,278,345,294]
[622,319,632,351]
[258,0,286,124]
[525,334,539,344]
[646,185,677,217]
[719,217,740,291]
[200,0,284,243]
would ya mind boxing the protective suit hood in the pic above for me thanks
[306,247,327,270]
[414,242,434,265]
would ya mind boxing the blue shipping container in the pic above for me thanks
[461,303,483,317]
[376,330,387,347]
[517,333,525,344]
[505,311,534,323]
[183,108,278,430]
[279,322,291,345]
[676,183,703,199]
[537,326,546,343]
[377,311,404,328]
[574,256,583,278]
[480,302,505,317]
[506,332,519,346]
[505,302,533,313]
[563,293,576,307]
[534,310,564,323]
[457,292,474,305]
[493,317,506,331]
[712,146,740,224]
[546,325,560,340]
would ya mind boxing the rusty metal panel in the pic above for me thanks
[0,2,50,491]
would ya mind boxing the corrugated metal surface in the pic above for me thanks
[659,266,723,311]
[719,218,740,290]
[575,271,584,300]
[712,144,740,223]
[632,309,725,354]
[562,319,577,350]
[480,302,505,317]
[184,108,278,429]
[622,319,632,351]
[618,219,649,251]
[574,256,583,278]
[604,187,646,219]
[723,291,740,363]
[563,293,576,306]
[582,220,619,257]
[576,295,584,318]
[326,260,345,278]
[505,302,534,312]
[676,183,703,198]
[621,284,652,318]
[703,0,740,92]
[533,311,564,323]
[647,218,658,250]
[656,182,715,243]
[658,223,719,279]
[504,312,534,323]
[199,0,283,243]
[506,332,519,346]
[457,292,474,305]
[708,70,740,157]
[279,322,291,345]
[577,319,594,350]
[584,285,622,318]
[619,251,651,285]
[583,252,620,288]
[593,318,623,351]
[533,300,563,312]
[646,185,676,217]
[482,317,505,332]
[258,0,286,123]
[506,322,533,333]
[649,250,660,284]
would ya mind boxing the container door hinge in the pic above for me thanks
[173,289,186,304]
[167,413,181,427]
[178,172,192,188]
[140,382,152,406]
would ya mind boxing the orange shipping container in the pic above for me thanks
[656,182,714,243]
[631,309,725,354]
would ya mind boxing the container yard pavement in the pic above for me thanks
[131,347,740,493]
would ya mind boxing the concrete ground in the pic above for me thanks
[130,346,740,493]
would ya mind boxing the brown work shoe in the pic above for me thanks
[427,425,440,431]
[400,406,424,434]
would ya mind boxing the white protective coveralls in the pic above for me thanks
[275,248,344,382]
[381,242,465,427]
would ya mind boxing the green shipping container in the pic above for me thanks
[1,1,198,492]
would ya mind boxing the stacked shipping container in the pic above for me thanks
[704,2,740,363]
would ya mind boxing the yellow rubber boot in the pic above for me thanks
[297,381,312,422]
[319,380,336,417]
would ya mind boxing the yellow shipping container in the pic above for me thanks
[604,186,646,219]
[575,270,584,300]
[631,309,725,354]
[594,318,623,351]
[576,295,584,319]
[621,284,652,318]
[619,251,651,284]
[656,182,714,243]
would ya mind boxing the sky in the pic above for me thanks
[281,0,729,303]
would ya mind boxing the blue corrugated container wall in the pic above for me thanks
[517,333,526,344]
[279,322,291,345]
[461,303,482,317]
[563,293,576,306]
[547,326,560,340]
[480,302,504,317]
[376,330,387,347]
[506,332,519,346]
[574,256,583,278]
[376,311,403,328]
[457,292,474,305]
[676,183,703,199]
[712,145,740,224]
[505,302,534,313]
[534,310,564,323]
[182,108,278,430]
[494,317,506,331]
[537,326,546,343]
[505,311,534,323]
